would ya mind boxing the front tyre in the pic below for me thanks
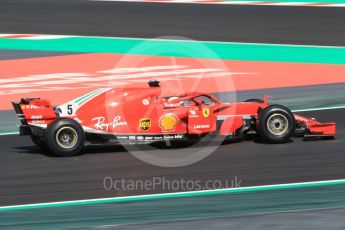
[46,118,85,157]
[258,105,295,143]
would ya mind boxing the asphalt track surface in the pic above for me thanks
[0,0,345,46]
[0,108,344,206]
[0,49,78,60]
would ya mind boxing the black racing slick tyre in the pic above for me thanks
[30,135,47,150]
[258,105,296,143]
[46,118,85,157]
[244,99,264,103]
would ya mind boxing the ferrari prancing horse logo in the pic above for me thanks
[202,108,210,118]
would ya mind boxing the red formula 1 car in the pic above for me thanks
[12,80,336,157]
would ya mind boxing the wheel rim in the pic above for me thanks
[266,113,289,136]
[56,126,78,149]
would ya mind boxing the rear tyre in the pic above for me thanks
[30,135,46,150]
[46,118,85,157]
[258,105,295,143]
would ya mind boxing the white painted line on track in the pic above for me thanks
[92,35,345,49]
[220,1,266,4]
[267,1,312,5]
[1,178,345,211]
[292,105,345,112]
[21,35,73,40]
[87,0,345,7]
[0,34,20,37]
[0,132,19,136]
[2,33,345,49]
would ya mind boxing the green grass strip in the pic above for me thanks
[0,37,345,64]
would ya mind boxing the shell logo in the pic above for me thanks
[159,113,179,132]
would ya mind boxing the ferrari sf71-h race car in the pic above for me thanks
[12,80,336,157]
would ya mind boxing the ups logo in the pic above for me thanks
[139,118,151,131]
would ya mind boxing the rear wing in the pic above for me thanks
[12,98,57,135]
[12,101,28,126]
